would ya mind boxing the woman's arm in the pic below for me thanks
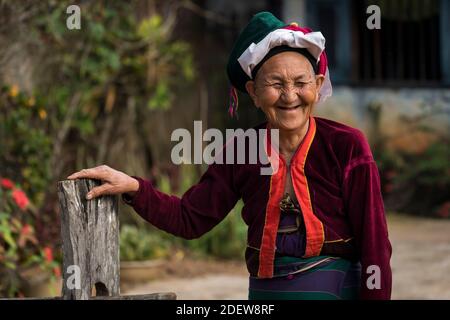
[343,159,393,300]
[123,163,240,239]
[67,163,240,240]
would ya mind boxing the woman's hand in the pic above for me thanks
[67,165,139,200]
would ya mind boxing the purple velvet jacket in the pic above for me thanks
[123,116,392,299]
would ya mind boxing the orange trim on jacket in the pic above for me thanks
[258,117,324,278]
[291,117,325,257]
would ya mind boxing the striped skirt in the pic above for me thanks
[249,256,361,300]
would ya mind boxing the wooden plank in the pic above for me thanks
[1,293,177,300]
[90,293,177,300]
[58,179,120,300]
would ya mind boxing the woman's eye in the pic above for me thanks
[271,83,282,88]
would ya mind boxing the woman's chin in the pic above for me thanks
[271,109,309,130]
[273,118,308,132]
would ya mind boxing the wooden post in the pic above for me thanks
[58,179,119,299]
[57,179,175,300]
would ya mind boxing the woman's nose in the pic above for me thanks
[280,86,299,105]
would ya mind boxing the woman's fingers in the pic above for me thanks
[86,184,112,200]
[67,165,110,180]
[66,165,128,199]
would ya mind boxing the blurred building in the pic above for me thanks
[165,0,450,155]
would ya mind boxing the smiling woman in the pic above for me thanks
[68,11,392,300]
[245,51,324,135]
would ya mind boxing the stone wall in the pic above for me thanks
[315,87,450,153]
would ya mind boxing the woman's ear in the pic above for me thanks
[245,80,260,108]
[314,74,325,103]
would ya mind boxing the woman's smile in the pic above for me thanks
[245,51,325,133]
[276,105,303,112]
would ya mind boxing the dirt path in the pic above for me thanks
[122,214,450,299]
[121,258,249,299]
[388,215,450,299]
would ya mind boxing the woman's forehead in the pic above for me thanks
[257,52,315,79]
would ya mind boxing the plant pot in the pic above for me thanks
[120,259,166,284]
[20,266,62,298]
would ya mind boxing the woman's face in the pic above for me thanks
[245,51,324,132]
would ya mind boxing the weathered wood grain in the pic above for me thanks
[58,179,120,300]
[1,292,177,300]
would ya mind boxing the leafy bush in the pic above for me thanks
[152,166,248,260]
[0,178,60,297]
[0,86,52,206]
[120,225,171,261]
[1,1,195,282]
[368,102,450,217]
[176,201,246,260]
[381,142,450,217]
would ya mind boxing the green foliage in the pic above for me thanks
[0,86,52,205]
[0,0,195,292]
[120,225,171,261]
[121,201,247,262]
[148,81,171,110]
[120,164,247,261]
[399,142,450,187]
[182,201,247,259]
[137,15,163,40]
[2,0,196,159]
[0,180,60,297]
[385,142,450,217]
[150,167,247,260]
[369,102,450,217]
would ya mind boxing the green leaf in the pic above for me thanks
[137,15,162,39]
[89,22,106,41]
[3,231,16,250]
[147,82,171,110]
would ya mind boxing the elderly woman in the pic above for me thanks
[68,12,392,300]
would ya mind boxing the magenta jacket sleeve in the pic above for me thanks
[122,163,240,240]
[343,157,393,300]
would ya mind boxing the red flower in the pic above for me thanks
[21,224,32,236]
[43,247,53,263]
[12,189,29,210]
[1,178,14,189]
[53,266,61,278]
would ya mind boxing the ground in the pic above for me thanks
[122,214,450,299]
[389,214,450,299]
